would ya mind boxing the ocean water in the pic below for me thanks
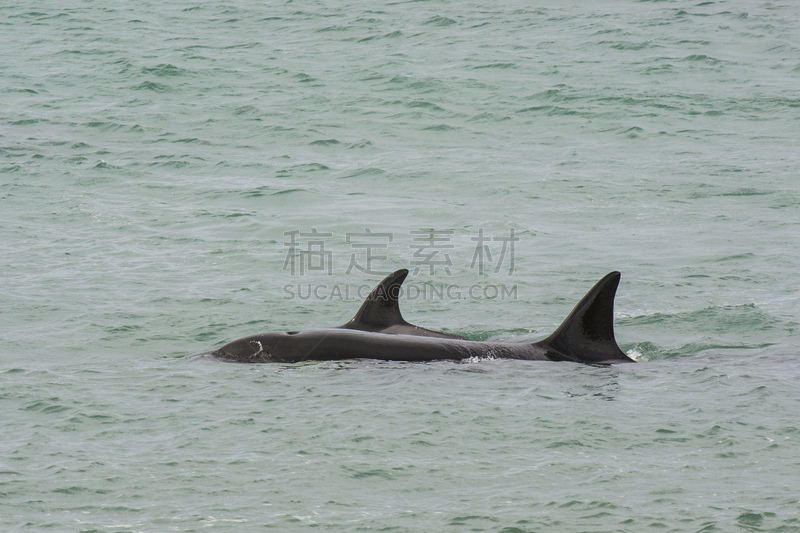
[2,0,800,531]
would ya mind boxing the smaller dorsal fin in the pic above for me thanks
[341,269,410,331]
[339,269,463,339]
[535,272,634,364]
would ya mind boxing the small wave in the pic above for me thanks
[141,63,186,77]
[473,63,517,70]
[406,100,445,111]
[148,160,190,168]
[358,30,403,43]
[424,15,456,26]
[272,188,307,196]
[276,163,330,176]
[609,41,654,51]
[422,124,458,131]
[681,54,721,64]
[132,81,171,92]
[340,167,385,178]
[173,137,212,145]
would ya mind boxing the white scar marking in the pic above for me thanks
[251,341,264,356]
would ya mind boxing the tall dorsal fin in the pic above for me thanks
[339,269,464,339]
[535,272,634,364]
[341,269,410,331]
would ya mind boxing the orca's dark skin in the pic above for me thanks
[210,270,635,365]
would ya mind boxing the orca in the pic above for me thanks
[210,270,635,365]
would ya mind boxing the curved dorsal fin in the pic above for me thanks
[535,272,634,364]
[341,269,410,330]
[339,269,463,339]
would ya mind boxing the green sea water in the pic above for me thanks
[2,1,800,531]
